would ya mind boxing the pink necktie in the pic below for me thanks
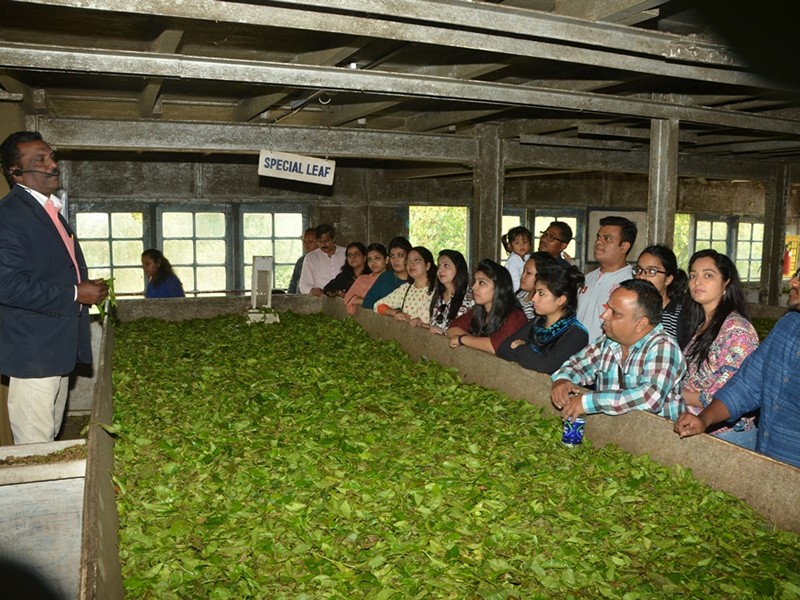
[44,198,82,283]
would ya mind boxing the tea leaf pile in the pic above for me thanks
[113,313,800,599]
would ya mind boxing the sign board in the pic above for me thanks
[258,150,335,186]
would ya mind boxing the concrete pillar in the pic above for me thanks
[472,124,503,263]
[761,164,791,304]
[646,118,679,246]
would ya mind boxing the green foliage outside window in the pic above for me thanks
[408,205,468,258]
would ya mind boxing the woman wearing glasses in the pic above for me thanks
[323,241,370,297]
[374,246,437,325]
[633,244,687,338]
[497,262,588,374]
[415,249,473,334]
[447,259,527,355]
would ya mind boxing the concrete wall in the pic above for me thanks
[58,156,800,250]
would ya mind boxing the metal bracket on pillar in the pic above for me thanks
[646,118,679,246]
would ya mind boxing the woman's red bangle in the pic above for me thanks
[377,304,391,315]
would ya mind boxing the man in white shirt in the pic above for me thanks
[577,216,636,342]
[298,223,347,296]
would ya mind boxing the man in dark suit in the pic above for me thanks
[0,131,108,444]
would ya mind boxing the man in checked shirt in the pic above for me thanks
[551,279,686,422]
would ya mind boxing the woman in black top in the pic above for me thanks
[497,263,588,374]
[323,242,370,297]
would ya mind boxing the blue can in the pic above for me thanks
[562,417,586,447]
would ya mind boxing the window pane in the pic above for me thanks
[175,267,193,292]
[195,212,225,238]
[88,266,111,281]
[712,240,727,253]
[243,265,253,290]
[752,223,764,238]
[196,239,226,264]
[275,213,303,237]
[164,239,194,264]
[275,265,293,289]
[711,221,727,240]
[274,239,300,263]
[409,206,468,256]
[696,221,710,240]
[112,240,143,266]
[111,212,143,238]
[244,240,273,263]
[114,267,144,295]
[76,213,109,239]
[163,212,194,237]
[751,241,763,259]
[243,213,272,237]
[196,266,226,291]
[672,213,691,270]
[82,241,110,268]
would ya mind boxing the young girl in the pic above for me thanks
[414,249,473,334]
[501,226,532,292]
[497,263,588,374]
[633,244,687,338]
[447,259,527,355]
[374,246,437,326]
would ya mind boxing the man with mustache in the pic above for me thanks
[0,131,108,444]
[674,268,800,468]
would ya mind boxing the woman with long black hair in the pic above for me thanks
[416,249,473,334]
[679,249,759,449]
[633,244,687,338]
[497,263,588,374]
[141,248,185,298]
[446,259,527,355]
[374,246,437,326]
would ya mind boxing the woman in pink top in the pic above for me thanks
[679,249,759,449]
[344,243,387,315]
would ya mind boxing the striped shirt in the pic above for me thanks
[552,324,686,420]
[661,299,681,339]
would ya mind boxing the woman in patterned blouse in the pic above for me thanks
[374,246,436,326]
[419,249,473,335]
[678,249,759,449]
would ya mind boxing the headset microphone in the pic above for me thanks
[11,168,60,177]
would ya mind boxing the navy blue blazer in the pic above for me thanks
[0,185,92,378]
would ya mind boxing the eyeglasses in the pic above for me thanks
[632,266,668,277]
[539,231,567,244]
[406,258,424,265]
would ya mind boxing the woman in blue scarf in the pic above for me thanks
[497,262,588,374]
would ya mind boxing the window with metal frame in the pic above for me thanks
[241,210,305,291]
[74,210,145,297]
[160,210,228,297]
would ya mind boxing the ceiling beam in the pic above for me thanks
[4,43,799,136]
[504,140,773,180]
[140,29,184,118]
[33,117,478,162]
[9,0,779,90]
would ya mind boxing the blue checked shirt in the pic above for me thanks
[552,324,686,420]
